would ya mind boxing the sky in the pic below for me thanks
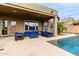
[42,3,79,20]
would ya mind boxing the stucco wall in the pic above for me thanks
[48,18,54,32]
[16,19,24,32]
[0,15,24,36]
[63,25,79,33]
[0,15,44,36]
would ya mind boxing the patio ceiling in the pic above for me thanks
[0,4,54,20]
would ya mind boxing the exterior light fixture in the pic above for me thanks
[13,10,17,12]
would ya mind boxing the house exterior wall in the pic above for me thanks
[0,15,24,36]
[48,18,53,32]
[0,15,44,36]
[16,19,24,32]
[0,3,58,37]
[0,14,55,36]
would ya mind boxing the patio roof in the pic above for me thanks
[0,3,57,19]
[0,3,58,36]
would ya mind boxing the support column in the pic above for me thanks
[48,20,52,32]
[53,16,58,36]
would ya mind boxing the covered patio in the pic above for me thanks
[0,3,58,37]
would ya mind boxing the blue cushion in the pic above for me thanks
[24,31,38,37]
[15,32,24,36]
[42,31,49,35]
[15,32,20,36]
[41,31,53,37]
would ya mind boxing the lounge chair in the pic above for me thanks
[41,31,53,37]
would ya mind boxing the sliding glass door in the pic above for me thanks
[29,21,36,31]
[24,20,38,31]
[2,19,9,35]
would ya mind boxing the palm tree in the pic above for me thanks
[57,22,67,34]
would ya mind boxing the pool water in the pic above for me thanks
[57,36,79,56]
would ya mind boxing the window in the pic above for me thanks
[44,22,48,31]
[29,21,35,31]
[4,20,8,27]
[51,24,53,29]
[11,20,16,26]
[2,20,8,35]
[24,20,38,31]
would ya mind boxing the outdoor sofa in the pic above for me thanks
[15,31,53,41]
[15,31,39,40]
[41,31,53,37]
[15,32,24,41]
[24,31,39,38]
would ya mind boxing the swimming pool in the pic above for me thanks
[49,36,79,56]
[57,36,79,56]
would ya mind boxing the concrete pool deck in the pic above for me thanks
[0,34,77,56]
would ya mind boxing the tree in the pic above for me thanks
[57,22,67,34]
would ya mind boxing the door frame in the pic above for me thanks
[1,18,9,36]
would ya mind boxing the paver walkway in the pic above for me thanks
[0,34,75,56]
